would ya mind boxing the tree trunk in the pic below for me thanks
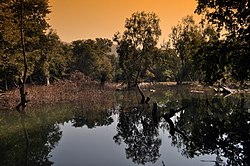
[16,0,29,111]
[46,76,50,86]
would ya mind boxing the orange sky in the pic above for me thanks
[48,0,200,44]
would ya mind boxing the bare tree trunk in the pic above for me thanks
[46,76,50,86]
[16,0,29,111]
[136,83,150,104]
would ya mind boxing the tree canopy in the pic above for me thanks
[195,0,250,84]
[113,11,161,88]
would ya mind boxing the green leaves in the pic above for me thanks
[169,16,203,84]
[0,0,53,88]
[114,11,161,88]
[71,38,115,81]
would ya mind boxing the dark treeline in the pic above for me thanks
[0,0,249,91]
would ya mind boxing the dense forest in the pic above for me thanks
[0,0,249,91]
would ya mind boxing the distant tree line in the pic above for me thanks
[0,0,249,91]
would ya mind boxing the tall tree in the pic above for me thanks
[113,11,161,88]
[169,15,203,84]
[16,0,29,111]
[192,25,228,85]
[195,0,250,84]
[0,0,20,90]
[31,30,68,85]
[0,0,51,90]
[155,43,182,82]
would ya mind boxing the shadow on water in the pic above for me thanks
[0,89,249,165]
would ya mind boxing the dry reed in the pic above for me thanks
[0,72,115,110]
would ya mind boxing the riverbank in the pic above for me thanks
[1,79,249,111]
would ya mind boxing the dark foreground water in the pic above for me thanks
[0,88,250,166]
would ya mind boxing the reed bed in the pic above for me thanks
[0,72,116,110]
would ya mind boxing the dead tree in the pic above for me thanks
[136,83,150,104]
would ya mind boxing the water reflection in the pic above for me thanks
[112,92,250,165]
[0,91,249,165]
[0,113,62,166]
[71,108,113,128]
[113,105,161,165]
[0,105,73,166]
[173,95,250,165]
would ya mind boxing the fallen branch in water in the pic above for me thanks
[137,83,150,104]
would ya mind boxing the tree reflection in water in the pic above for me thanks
[0,93,249,165]
[113,93,250,165]
[113,105,161,165]
[0,110,64,166]
[173,95,250,165]
[71,108,113,128]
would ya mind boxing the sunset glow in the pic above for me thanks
[48,0,200,43]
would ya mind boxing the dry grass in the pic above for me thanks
[0,72,116,110]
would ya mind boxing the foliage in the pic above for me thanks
[192,25,228,85]
[1,0,249,91]
[30,30,69,85]
[195,0,250,84]
[195,0,249,38]
[169,16,203,84]
[0,0,51,89]
[113,11,161,88]
[71,38,116,81]
[151,43,181,82]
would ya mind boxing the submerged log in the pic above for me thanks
[213,85,237,95]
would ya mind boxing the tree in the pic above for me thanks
[16,0,29,111]
[71,38,115,81]
[0,0,20,90]
[113,11,161,88]
[195,0,250,84]
[157,43,182,82]
[195,0,249,38]
[31,30,68,85]
[169,16,203,84]
[192,25,227,85]
[0,0,51,90]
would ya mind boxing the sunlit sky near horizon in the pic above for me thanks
[48,0,201,44]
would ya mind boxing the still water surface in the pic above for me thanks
[0,88,249,166]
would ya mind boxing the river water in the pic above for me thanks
[0,88,249,166]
